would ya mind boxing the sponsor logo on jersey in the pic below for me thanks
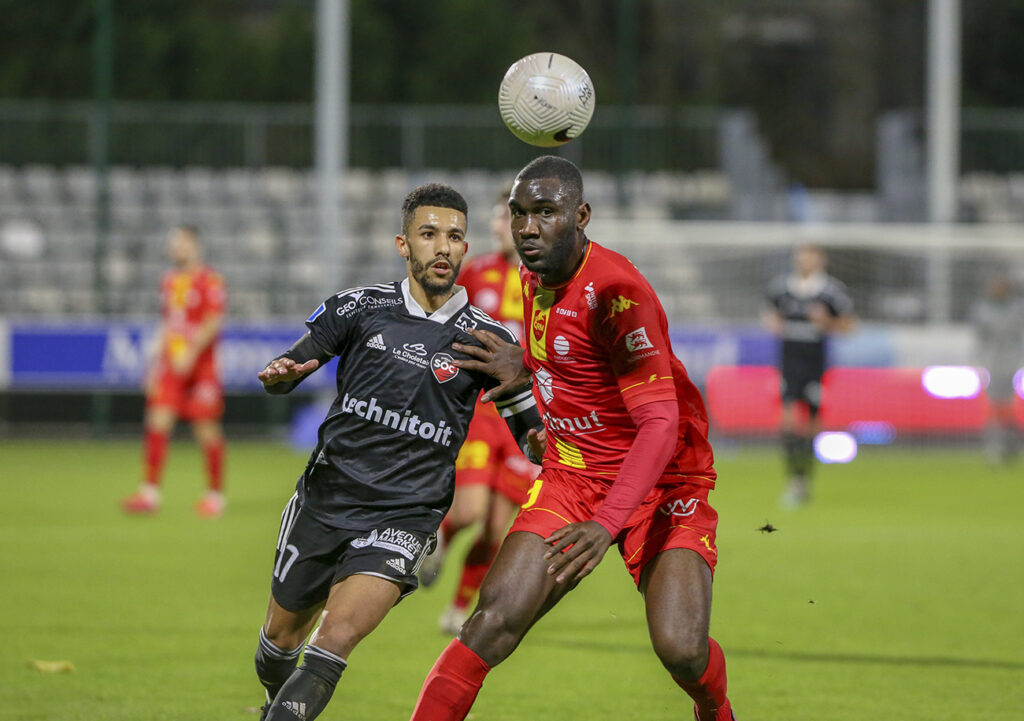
[431,352,460,383]
[392,345,430,369]
[584,282,598,310]
[608,295,639,318]
[454,312,479,332]
[403,342,427,356]
[554,437,586,469]
[532,312,547,340]
[555,307,578,318]
[339,392,455,446]
[659,498,699,517]
[534,367,554,403]
[366,333,387,351]
[351,528,425,561]
[552,335,570,355]
[336,290,403,317]
[386,557,407,574]
[543,409,604,434]
[624,327,655,352]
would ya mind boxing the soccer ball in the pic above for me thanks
[498,52,595,147]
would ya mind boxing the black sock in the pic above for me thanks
[782,432,802,476]
[255,628,304,704]
[794,434,815,478]
[265,644,347,721]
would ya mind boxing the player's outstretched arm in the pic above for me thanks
[452,328,532,403]
[258,333,332,395]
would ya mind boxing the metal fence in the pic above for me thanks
[0,101,723,172]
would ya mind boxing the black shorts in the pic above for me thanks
[780,367,823,410]
[270,492,438,612]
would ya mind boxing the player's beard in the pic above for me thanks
[410,254,461,298]
[520,228,578,280]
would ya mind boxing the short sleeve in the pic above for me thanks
[304,294,353,356]
[597,279,678,411]
[823,277,853,317]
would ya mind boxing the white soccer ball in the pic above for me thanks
[498,52,595,147]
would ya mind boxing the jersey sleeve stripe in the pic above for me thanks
[496,395,537,418]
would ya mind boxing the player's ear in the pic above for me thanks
[576,202,591,231]
[395,234,409,259]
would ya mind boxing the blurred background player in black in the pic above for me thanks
[121,226,227,518]
[418,183,540,636]
[971,271,1023,465]
[763,244,854,508]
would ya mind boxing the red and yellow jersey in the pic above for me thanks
[521,241,715,486]
[459,252,525,343]
[159,265,226,367]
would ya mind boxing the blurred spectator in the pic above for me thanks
[971,272,1023,465]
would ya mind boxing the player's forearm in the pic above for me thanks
[261,333,332,395]
[494,384,543,462]
[589,399,679,537]
[190,314,223,355]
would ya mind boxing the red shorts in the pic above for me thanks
[508,467,719,586]
[454,403,540,505]
[147,359,224,421]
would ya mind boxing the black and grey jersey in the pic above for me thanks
[297,278,523,531]
[766,272,852,372]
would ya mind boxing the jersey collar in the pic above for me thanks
[400,277,468,324]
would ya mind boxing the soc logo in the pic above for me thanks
[431,352,460,384]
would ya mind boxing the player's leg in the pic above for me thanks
[255,593,323,712]
[409,531,577,721]
[123,398,176,513]
[441,489,517,634]
[420,469,489,587]
[265,574,402,721]
[643,548,732,721]
[191,418,226,517]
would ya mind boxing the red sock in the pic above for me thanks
[204,441,224,492]
[144,429,169,486]
[453,539,500,610]
[409,639,490,721]
[673,637,730,721]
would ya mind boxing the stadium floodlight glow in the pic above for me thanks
[1015,368,1024,399]
[814,432,858,464]
[920,366,982,399]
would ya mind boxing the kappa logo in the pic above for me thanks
[386,557,407,574]
[431,352,459,383]
[624,327,654,352]
[660,498,700,517]
[608,295,639,318]
[365,333,387,351]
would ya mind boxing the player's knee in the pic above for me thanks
[311,617,365,659]
[652,630,710,681]
[263,625,306,654]
[460,603,527,662]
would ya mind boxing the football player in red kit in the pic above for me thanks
[408,156,735,721]
[419,186,540,635]
[121,225,227,518]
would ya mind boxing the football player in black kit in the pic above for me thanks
[251,184,545,721]
[764,244,854,509]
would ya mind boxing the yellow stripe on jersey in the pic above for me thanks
[529,286,556,362]
[555,437,587,469]
[500,266,524,321]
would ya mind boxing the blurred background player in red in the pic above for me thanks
[419,184,541,635]
[121,225,228,518]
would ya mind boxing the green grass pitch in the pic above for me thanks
[1,439,1022,720]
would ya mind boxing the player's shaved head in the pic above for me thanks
[402,184,468,236]
[515,155,584,208]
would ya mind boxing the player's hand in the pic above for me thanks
[543,521,613,584]
[527,427,547,463]
[451,328,532,402]
[808,302,831,329]
[258,358,319,386]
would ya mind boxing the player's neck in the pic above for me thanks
[408,281,456,314]
[539,238,589,288]
[174,260,200,274]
